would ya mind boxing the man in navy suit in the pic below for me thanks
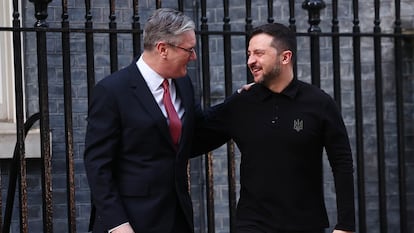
[84,8,203,233]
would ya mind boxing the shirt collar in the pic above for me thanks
[256,78,299,101]
[282,78,299,99]
[136,55,166,91]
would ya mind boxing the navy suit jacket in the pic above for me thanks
[84,60,203,233]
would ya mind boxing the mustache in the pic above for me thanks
[249,64,261,70]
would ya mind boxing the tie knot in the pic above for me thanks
[162,79,169,90]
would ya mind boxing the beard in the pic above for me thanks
[254,63,281,85]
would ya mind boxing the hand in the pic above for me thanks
[332,230,353,233]
[111,223,135,233]
[237,82,255,93]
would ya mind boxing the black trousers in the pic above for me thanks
[170,205,192,233]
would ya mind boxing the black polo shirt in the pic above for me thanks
[204,79,355,232]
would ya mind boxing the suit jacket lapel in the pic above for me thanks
[126,62,172,145]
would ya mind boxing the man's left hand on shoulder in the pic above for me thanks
[237,82,255,93]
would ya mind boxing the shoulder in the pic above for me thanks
[215,84,264,113]
[296,80,342,117]
[96,62,139,91]
[296,80,333,102]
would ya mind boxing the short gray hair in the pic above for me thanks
[143,8,195,50]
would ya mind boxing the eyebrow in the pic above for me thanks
[248,49,266,55]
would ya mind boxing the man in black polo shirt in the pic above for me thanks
[195,23,355,233]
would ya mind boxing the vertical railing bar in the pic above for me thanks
[393,0,407,232]
[109,0,118,73]
[267,0,274,23]
[36,20,54,233]
[302,0,325,87]
[85,0,95,101]
[15,0,28,230]
[245,0,252,83]
[2,1,28,232]
[84,1,96,229]
[331,0,341,108]
[17,0,29,227]
[200,1,215,232]
[205,151,214,233]
[30,0,54,231]
[288,0,297,79]
[288,0,296,32]
[132,0,141,57]
[352,0,366,232]
[156,0,161,9]
[185,0,194,211]
[191,2,206,232]
[226,141,236,233]
[61,0,77,232]
[222,3,231,104]
[373,0,387,232]
[178,0,183,12]
[310,23,321,87]
[223,1,236,232]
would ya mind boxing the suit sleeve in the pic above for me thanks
[84,83,129,230]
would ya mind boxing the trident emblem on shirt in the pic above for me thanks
[293,119,303,132]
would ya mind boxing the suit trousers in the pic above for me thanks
[171,204,192,233]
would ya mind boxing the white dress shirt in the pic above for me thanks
[136,56,184,119]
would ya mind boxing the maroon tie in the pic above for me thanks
[162,79,182,146]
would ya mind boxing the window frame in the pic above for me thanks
[0,0,41,159]
[0,0,16,122]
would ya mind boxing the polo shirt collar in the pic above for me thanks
[256,78,299,101]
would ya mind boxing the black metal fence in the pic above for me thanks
[0,0,413,233]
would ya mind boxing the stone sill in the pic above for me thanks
[0,122,42,159]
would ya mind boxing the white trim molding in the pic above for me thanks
[0,1,42,159]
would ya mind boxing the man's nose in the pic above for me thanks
[247,56,255,65]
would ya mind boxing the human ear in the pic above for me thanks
[281,50,292,64]
[156,42,168,58]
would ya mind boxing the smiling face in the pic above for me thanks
[247,33,282,85]
[165,30,197,78]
